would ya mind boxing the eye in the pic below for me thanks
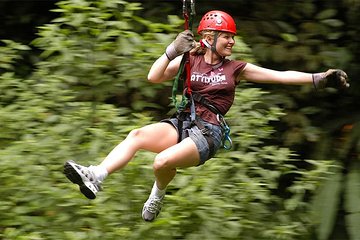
[225,35,233,40]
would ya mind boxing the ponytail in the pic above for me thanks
[190,30,216,56]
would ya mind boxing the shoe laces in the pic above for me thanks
[145,196,163,213]
[76,164,102,191]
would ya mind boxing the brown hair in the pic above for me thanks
[190,30,216,55]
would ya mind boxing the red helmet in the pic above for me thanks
[197,10,237,35]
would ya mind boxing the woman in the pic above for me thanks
[64,10,349,222]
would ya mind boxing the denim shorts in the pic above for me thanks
[161,115,223,165]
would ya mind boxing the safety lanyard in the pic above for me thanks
[183,0,195,95]
[171,0,195,111]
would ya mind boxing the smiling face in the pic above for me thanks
[203,31,235,58]
[215,32,235,56]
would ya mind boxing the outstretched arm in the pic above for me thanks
[240,63,312,85]
[239,63,349,89]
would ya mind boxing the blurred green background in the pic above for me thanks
[0,0,359,239]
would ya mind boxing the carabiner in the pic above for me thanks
[223,133,233,150]
[217,114,233,150]
[183,0,196,29]
[190,0,196,16]
[183,0,196,15]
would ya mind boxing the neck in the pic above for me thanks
[204,51,224,65]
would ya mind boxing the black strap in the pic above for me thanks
[192,118,215,158]
[173,111,187,143]
[173,112,215,158]
[192,92,221,115]
[191,92,233,150]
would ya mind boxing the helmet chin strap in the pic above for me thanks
[200,39,212,48]
[200,32,224,60]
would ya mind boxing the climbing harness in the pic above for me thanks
[171,0,233,151]
[192,92,233,150]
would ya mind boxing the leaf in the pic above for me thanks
[321,19,344,27]
[316,9,337,19]
[345,163,360,240]
[281,33,298,42]
[311,168,343,240]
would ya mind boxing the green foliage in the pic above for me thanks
[239,2,360,238]
[243,1,351,71]
[0,0,351,239]
[32,0,183,110]
[311,166,342,240]
[345,163,360,240]
[0,40,30,71]
[311,122,360,240]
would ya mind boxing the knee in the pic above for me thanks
[153,153,171,172]
[127,128,148,144]
[124,128,145,147]
[127,128,142,139]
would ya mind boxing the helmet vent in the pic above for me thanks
[205,13,218,20]
[197,10,237,35]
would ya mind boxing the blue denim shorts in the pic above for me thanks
[161,115,223,165]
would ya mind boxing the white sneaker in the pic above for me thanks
[142,196,164,221]
[63,160,102,199]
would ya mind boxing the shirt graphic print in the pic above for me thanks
[188,55,247,125]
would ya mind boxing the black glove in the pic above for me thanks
[165,30,195,61]
[312,69,349,90]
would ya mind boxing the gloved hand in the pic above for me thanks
[165,30,195,61]
[312,69,350,90]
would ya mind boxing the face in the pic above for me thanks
[214,32,235,57]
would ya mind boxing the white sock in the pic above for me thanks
[150,181,166,198]
[89,165,108,182]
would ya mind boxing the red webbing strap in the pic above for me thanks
[183,0,193,95]
[171,0,195,110]
[184,54,192,95]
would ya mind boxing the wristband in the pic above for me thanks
[312,72,325,90]
[165,43,177,61]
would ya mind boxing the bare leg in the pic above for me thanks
[153,137,200,190]
[100,121,200,191]
[141,132,201,221]
[99,122,178,174]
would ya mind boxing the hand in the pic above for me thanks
[312,69,350,90]
[165,30,195,61]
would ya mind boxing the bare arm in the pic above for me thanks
[147,54,182,83]
[239,63,313,85]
